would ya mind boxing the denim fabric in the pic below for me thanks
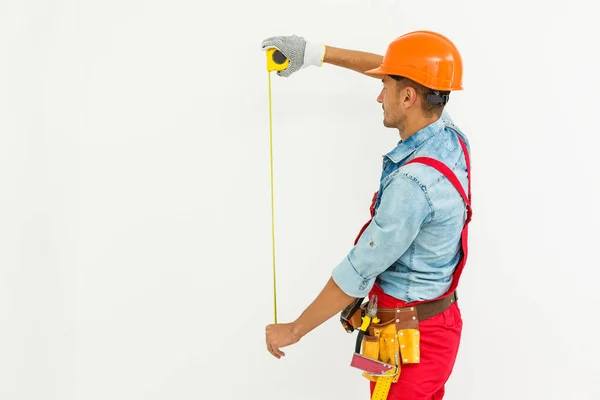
[332,111,471,301]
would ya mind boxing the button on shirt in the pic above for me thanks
[332,111,471,302]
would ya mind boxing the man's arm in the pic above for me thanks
[261,35,383,79]
[323,46,383,79]
[292,277,356,338]
[265,277,356,359]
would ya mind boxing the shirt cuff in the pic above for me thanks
[332,256,376,298]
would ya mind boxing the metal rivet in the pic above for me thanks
[396,319,400,323]
[416,345,419,348]
[404,359,408,362]
[401,345,405,348]
[391,339,394,343]
[412,316,416,320]
[416,357,419,360]
[415,332,419,335]
[400,332,404,336]
[410,307,414,311]
[396,309,401,313]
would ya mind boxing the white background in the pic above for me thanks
[1,0,599,399]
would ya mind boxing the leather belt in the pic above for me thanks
[372,291,458,327]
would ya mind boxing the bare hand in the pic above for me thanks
[265,322,301,359]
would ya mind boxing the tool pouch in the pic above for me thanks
[357,322,400,383]
[359,306,421,383]
[394,305,421,364]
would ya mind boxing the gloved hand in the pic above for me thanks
[261,35,325,77]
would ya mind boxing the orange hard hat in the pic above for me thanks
[366,30,463,91]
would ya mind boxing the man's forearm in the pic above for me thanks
[292,277,357,338]
[323,46,384,78]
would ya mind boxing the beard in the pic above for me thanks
[382,107,394,128]
[382,110,405,132]
[383,116,394,128]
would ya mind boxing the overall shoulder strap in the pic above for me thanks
[404,136,472,221]
[401,135,473,304]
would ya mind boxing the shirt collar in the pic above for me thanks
[384,117,445,163]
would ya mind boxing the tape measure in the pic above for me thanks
[266,48,290,72]
[265,48,289,324]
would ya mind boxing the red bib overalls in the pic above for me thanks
[354,136,472,400]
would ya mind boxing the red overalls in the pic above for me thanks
[354,137,472,400]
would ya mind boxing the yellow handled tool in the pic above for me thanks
[265,48,289,323]
[355,295,380,353]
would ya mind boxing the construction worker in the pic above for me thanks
[262,31,472,399]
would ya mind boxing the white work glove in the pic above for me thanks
[261,35,325,77]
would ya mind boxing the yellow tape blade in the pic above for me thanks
[268,70,277,324]
[265,48,289,325]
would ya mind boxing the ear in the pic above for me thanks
[401,86,418,108]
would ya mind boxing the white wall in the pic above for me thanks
[1,0,599,399]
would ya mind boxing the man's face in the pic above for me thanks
[377,76,404,129]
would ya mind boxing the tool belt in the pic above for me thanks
[351,291,458,383]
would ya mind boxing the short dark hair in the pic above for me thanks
[389,75,450,117]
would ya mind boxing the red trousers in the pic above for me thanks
[368,285,463,400]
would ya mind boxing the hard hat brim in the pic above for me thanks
[364,66,387,75]
[366,65,463,91]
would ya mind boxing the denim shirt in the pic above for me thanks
[332,111,471,302]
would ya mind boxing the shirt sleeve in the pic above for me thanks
[331,171,432,297]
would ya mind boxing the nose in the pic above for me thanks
[377,88,383,104]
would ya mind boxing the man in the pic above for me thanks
[261,31,472,400]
